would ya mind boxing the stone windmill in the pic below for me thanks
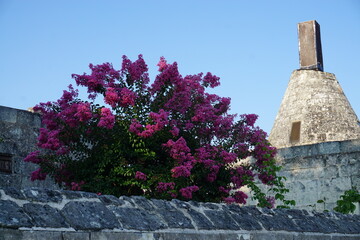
[269,20,360,149]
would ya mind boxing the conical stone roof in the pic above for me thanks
[269,69,360,148]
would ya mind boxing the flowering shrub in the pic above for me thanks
[24,55,292,208]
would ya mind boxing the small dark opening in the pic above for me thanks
[290,121,301,143]
[0,153,12,173]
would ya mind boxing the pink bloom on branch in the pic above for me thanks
[97,108,115,129]
[30,168,47,181]
[170,127,179,137]
[171,165,191,178]
[179,185,199,199]
[24,151,42,164]
[37,129,62,151]
[135,171,147,181]
[234,191,248,204]
[157,182,175,193]
[224,197,236,204]
[75,102,92,122]
[120,88,137,107]
[157,56,168,72]
[104,87,120,108]
[71,181,85,191]
[242,114,258,127]
[129,119,142,134]
[203,72,220,88]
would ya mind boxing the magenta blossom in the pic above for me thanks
[179,185,199,199]
[30,168,47,181]
[97,108,115,129]
[135,171,147,181]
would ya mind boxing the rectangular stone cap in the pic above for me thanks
[298,20,324,71]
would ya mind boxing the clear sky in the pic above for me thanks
[1,0,359,134]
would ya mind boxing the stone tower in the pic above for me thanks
[269,20,360,149]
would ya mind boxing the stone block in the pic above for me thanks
[131,196,155,210]
[91,232,146,240]
[62,232,90,240]
[257,214,299,231]
[0,228,23,240]
[16,110,40,127]
[153,232,248,240]
[0,107,17,123]
[22,188,63,203]
[293,234,332,240]
[340,139,360,152]
[318,141,341,155]
[331,235,360,240]
[156,208,194,229]
[2,187,26,199]
[251,232,293,240]
[21,230,63,240]
[185,208,214,230]
[61,201,120,230]
[0,200,33,228]
[204,209,239,230]
[23,203,68,228]
[99,194,126,206]
[108,206,166,231]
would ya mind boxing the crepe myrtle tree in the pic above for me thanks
[25,55,293,208]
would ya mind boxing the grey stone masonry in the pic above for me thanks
[275,139,360,213]
[269,70,360,148]
[0,187,360,240]
[0,105,58,189]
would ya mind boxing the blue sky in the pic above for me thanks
[1,0,359,134]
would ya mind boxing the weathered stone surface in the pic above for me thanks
[0,200,33,228]
[2,187,26,199]
[99,195,125,206]
[62,232,90,240]
[22,188,62,203]
[61,201,120,230]
[23,203,68,228]
[258,214,299,231]
[151,198,194,229]
[108,206,166,231]
[0,187,360,239]
[0,106,58,189]
[91,232,146,240]
[204,210,239,230]
[269,70,360,149]
[157,208,194,229]
[153,232,247,240]
[268,140,360,213]
[252,232,293,240]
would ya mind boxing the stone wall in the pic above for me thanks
[276,139,360,212]
[0,106,57,189]
[1,187,360,240]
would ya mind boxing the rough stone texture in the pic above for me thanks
[269,70,360,148]
[0,106,58,189]
[0,187,359,240]
[298,20,323,71]
[275,140,360,213]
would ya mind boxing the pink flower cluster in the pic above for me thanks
[129,109,169,138]
[30,168,47,181]
[97,108,115,129]
[104,87,137,108]
[135,171,147,181]
[71,181,85,191]
[157,182,175,193]
[179,185,199,199]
